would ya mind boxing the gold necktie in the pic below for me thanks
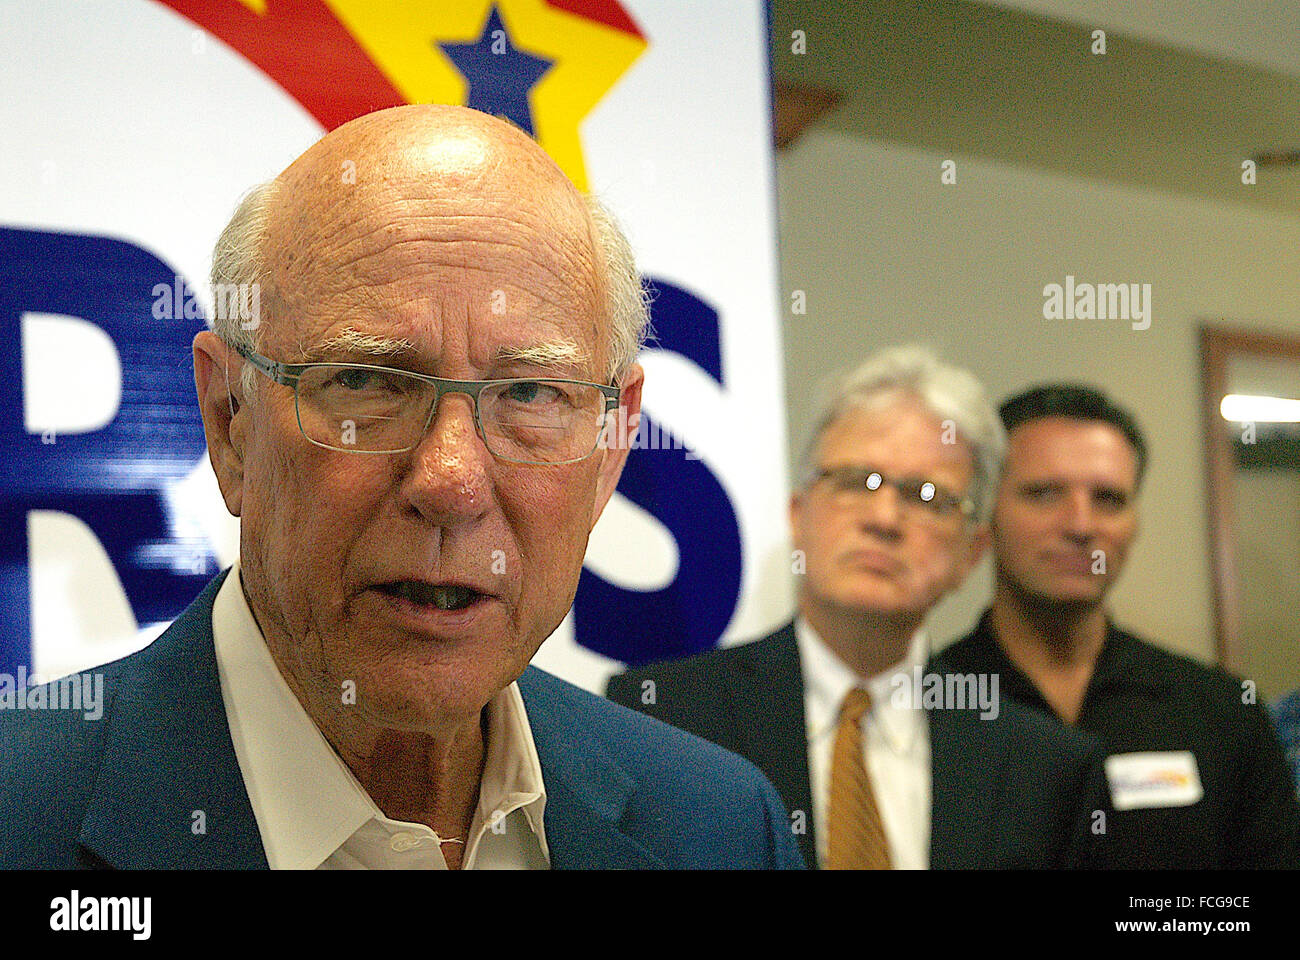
[826,687,891,870]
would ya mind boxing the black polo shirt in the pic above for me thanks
[943,612,1300,868]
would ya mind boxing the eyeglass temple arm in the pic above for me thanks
[233,343,299,386]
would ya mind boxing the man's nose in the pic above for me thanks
[1061,489,1097,540]
[399,393,493,525]
[856,484,904,540]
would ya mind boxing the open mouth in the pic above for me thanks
[375,581,483,612]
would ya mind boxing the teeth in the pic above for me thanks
[432,586,473,610]
[389,582,475,610]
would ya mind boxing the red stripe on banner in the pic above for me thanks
[155,0,405,130]
[543,0,644,39]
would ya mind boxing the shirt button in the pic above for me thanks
[390,831,420,852]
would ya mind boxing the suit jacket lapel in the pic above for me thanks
[540,776,665,869]
[926,705,1006,869]
[78,572,267,869]
[723,625,817,868]
[517,668,664,869]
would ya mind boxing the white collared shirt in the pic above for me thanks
[211,563,549,869]
[794,617,931,869]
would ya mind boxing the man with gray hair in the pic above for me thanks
[609,345,1110,868]
[0,104,803,870]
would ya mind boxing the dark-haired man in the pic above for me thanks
[942,384,1300,868]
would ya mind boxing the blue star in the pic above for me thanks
[438,6,554,137]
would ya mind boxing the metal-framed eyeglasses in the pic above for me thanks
[813,465,975,522]
[234,343,621,465]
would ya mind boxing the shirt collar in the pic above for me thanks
[477,677,549,856]
[962,608,1152,702]
[956,612,1044,706]
[211,561,547,869]
[794,615,929,755]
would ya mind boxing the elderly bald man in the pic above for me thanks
[0,105,803,870]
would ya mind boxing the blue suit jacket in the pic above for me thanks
[0,573,804,870]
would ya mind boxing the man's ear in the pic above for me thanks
[588,362,644,530]
[193,330,248,517]
[788,490,805,547]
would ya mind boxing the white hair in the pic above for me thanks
[209,180,648,398]
[798,345,1006,523]
[584,193,650,382]
[210,181,279,397]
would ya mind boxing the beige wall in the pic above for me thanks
[775,129,1300,662]
[1234,468,1300,699]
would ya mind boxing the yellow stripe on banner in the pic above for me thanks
[234,0,267,14]
[325,0,646,190]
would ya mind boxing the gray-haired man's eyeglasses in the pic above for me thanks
[234,343,621,464]
[814,466,975,521]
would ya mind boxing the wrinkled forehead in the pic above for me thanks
[816,395,975,475]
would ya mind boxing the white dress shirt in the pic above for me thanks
[794,616,931,869]
[211,562,549,869]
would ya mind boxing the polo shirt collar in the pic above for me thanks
[962,609,1159,705]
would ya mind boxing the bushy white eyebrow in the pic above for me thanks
[304,329,592,371]
[493,339,592,369]
[307,328,418,359]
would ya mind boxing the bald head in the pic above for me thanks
[258,106,598,357]
[279,103,574,196]
[211,104,646,391]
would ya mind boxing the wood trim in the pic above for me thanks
[772,80,842,150]
[1199,326,1240,668]
[1198,322,1300,670]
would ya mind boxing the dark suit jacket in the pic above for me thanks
[0,572,804,870]
[607,622,1111,869]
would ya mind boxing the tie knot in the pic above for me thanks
[840,687,872,724]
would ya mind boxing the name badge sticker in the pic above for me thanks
[1105,751,1204,810]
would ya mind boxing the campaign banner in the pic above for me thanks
[0,0,790,693]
